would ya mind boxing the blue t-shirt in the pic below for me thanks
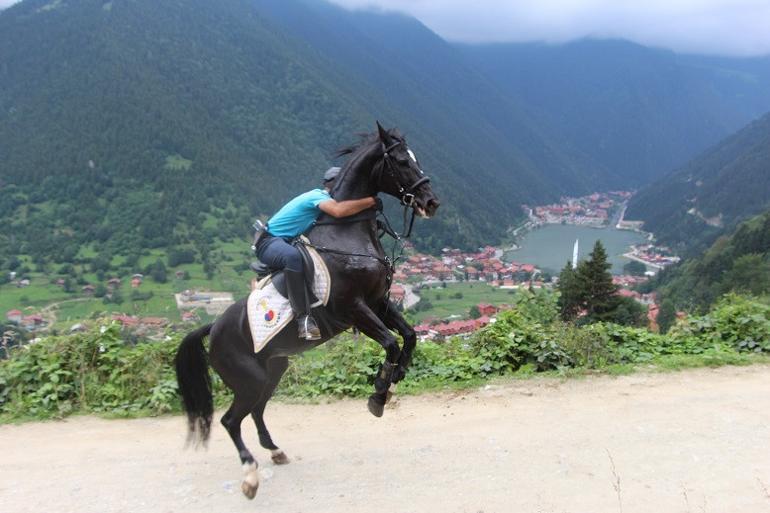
[267,189,331,238]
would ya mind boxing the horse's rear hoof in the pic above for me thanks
[241,480,259,499]
[271,450,290,465]
[367,395,385,417]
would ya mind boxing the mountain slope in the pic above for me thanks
[652,210,770,311]
[626,111,770,255]
[459,40,770,185]
[0,0,605,268]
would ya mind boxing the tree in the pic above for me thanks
[557,261,582,321]
[469,305,481,319]
[722,254,770,296]
[657,299,677,334]
[577,241,620,324]
[94,283,107,298]
[608,296,646,327]
[623,260,647,276]
[150,259,167,283]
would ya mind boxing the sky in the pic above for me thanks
[327,0,770,57]
[1,0,769,57]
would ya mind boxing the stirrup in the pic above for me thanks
[298,315,321,341]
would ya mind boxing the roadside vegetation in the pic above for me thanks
[1,292,767,423]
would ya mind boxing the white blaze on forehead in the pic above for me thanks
[407,149,417,162]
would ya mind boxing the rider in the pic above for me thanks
[254,167,380,340]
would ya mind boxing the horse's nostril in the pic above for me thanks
[428,199,440,210]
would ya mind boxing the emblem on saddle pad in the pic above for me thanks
[256,298,280,327]
[246,241,331,353]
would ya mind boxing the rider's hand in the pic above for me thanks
[374,196,383,211]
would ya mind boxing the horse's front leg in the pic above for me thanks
[379,301,415,384]
[350,299,400,418]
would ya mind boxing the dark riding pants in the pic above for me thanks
[255,235,302,273]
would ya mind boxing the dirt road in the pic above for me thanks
[2,365,770,513]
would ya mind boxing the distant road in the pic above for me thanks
[402,283,420,309]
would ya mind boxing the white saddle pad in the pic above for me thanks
[246,241,331,353]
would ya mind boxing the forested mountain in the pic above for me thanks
[649,210,770,312]
[459,40,770,185]
[0,0,603,270]
[627,111,770,255]
[2,0,770,275]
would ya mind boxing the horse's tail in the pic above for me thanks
[175,323,214,446]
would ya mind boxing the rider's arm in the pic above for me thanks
[318,197,376,218]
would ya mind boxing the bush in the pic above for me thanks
[0,323,185,419]
[1,295,767,422]
[472,310,572,373]
[671,294,770,353]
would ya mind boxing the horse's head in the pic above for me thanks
[374,122,440,219]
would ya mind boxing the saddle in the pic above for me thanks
[250,240,320,307]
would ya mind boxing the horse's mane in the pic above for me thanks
[334,128,404,159]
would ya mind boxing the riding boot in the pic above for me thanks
[284,269,321,341]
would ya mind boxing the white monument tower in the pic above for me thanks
[572,239,579,269]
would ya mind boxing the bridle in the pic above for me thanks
[377,139,431,238]
[379,140,431,209]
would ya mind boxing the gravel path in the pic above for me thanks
[2,365,770,513]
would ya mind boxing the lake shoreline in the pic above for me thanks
[503,223,648,274]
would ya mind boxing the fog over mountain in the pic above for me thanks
[329,0,770,57]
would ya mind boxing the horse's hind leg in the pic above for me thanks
[217,360,268,500]
[250,356,290,465]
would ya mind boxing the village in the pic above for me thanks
[524,190,633,227]
[384,242,663,340]
[624,243,681,269]
[4,212,668,341]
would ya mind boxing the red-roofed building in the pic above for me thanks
[618,289,642,300]
[6,309,22,323]
[181,311,200,323]
[141,317,169,328]
[477,303,498,316]
[21,315,45,330]
[113,314,139,327]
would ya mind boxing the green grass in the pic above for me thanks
[410,281,523,321]
[1,233,258,329]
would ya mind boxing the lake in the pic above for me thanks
[505,224,647,274]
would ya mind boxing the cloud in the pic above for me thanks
[328,0,770,56]
[0,0,19,8]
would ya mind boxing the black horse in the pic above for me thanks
[175,123,440,499]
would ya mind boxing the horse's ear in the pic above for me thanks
[376,121,391,144]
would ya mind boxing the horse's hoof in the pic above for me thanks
[241,480,259,499]
[241,462,259,499]
[367,395,385,417]
[271,450,290,465]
